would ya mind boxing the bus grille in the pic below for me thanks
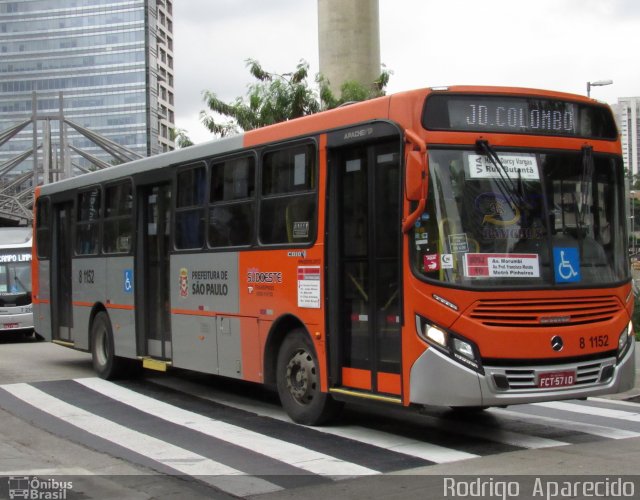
[467,296,621,327]
[496,358,615,390]
[484,357,616,391]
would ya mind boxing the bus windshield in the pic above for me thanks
[411,147,628,288]
[0,257,32,297]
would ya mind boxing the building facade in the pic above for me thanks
[0,0,175,178]
[615,97,640,177]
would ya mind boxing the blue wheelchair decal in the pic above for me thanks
[124,269,134,293]
[553,247,581,283]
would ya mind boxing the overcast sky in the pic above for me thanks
[173,0,640,144]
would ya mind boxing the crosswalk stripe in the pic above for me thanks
[535,401,640,423]
[148,377,479,463]
[588,397,640,409]
[2,383,282,497]
[75,377,378,477]
[417,413,569,450]
[152,378,570,453]
[490,407,640,440]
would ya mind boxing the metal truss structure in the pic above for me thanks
[0,92,143,226]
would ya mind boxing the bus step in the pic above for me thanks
[141,357,172,372]
[52,339,75,348]
[329,388,402,404]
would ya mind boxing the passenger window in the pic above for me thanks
[103,182,133,254]
[76,187,101,255]
[209,156,255,247]
[260,144,316,245]
[175,164,206,249]
[36,197,50,259]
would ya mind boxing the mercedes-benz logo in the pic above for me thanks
[551,335,564,351]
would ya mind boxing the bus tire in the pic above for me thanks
[276,329,343,425]
[91,311,125,380]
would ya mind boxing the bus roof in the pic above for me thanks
[36,85,609,197]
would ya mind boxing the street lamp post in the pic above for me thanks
[586,79,613,97]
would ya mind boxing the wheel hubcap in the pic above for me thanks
[286,349,317,405]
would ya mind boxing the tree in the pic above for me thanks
[170,128,194,148]
[199,59,391,138]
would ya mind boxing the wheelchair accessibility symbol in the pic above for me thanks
[553,247,581,283]
[124,269,133,293]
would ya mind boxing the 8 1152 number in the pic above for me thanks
[579,335,609,349]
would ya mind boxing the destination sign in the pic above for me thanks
[0,252,31,263]
[423,94,617,139]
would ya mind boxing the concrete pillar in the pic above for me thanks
[318,0,381,95]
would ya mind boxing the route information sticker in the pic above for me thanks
[467,153,539,180]
[297,266,321,308]
[464,253,540,278]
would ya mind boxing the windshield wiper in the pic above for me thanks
[475,139,527,213]
[578,145,594,231]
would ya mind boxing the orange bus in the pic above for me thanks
[32,86,635,424]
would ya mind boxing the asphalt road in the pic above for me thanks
[0,334,639,500]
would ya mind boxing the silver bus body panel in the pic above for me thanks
[170,253,242,377]
[72,258,107,350]
[409,339,635,407]
[35,260,51,340]
[105,256,136,359]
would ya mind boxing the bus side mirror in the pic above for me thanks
[406,150,425,201]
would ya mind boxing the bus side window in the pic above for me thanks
[76,187,101,255]
[36,197,51,259]
[103,181,133,254]
[259,144,316,245]
[175,163,206,250]
[209,156,255,247]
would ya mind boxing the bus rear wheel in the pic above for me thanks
[91,311,126,380]
[276,330,342,425]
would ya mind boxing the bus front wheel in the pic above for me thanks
[91,311,125,380]
[276,329,342,425]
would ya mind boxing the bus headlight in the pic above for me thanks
[618,320,633,360]
[452,337,475,359]
[425,324,447,347]
[416,315,483,373]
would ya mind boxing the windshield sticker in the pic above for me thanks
[553,247,581,283]
[464,253,540,278]
[441,254,454,269]
[467,154,539,180]
[423,254,440,272]
[448,233,469,253]
[415,229,429,246]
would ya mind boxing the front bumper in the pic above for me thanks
[0,311,34,333]
[409,338,636,407]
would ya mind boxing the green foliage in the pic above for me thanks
[199,59,391,138]
[170,128,194,148]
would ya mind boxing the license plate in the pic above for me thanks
[3,323,19,329]
[537,370,576,388]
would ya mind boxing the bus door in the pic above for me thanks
[136,183,172,361]
[51,201,73,342]
[327,129,403,399]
